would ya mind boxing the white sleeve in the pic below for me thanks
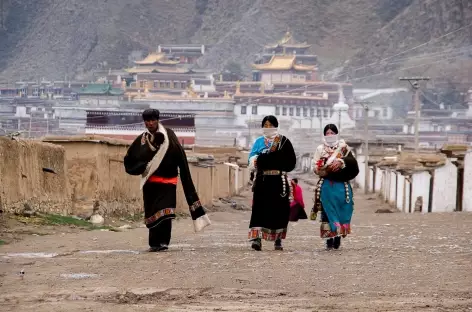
[248,155,258,171]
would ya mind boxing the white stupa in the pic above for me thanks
[327,84,355,132]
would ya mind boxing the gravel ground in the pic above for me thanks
[1,181,472,311]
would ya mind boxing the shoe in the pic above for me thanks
[148,244,169,252]
[251,238,262,251]
[326,238,334,249]
[157,244,169,251]
[274,239,283,251]
[333,236,341,249]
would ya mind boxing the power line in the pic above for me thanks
[336,22,472,79]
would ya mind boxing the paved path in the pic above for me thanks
[1,182,472,311]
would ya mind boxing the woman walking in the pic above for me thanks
[311,124,359,250]
[248,115,296,251]
[289,178,308,222]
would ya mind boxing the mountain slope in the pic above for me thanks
[0,0,470,87]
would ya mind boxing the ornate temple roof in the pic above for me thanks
[77,84,124,96]
[134,53,180,65]
[252,55,316,71]
[264,31,311,49]
[125,66,191,74]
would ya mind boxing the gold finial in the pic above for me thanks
[235,81,241,95]
[187,80,197,98]
[278,29,292,45]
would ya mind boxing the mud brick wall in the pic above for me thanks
[44,137,250,217]
[45,140,143,217]
[0,137,71,214]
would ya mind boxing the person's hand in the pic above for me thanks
[153,132,165,145]
[328,159,343,172]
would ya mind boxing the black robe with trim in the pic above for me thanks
[311,149,360,220]
[249,135,296,241]
[124,127,206,229]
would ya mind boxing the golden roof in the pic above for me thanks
[264,31,311,49]
[125,66,190,74]
[252,55,316,71]
[134,53,180,65]
[293,64,316,71]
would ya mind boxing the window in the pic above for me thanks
[303,108,308,117]
[316,109,321,117]
[241,106,247,115]
[323,109,328,118]
[289,107,294,116]
[275,107,280,115]
[310,108,315,117]
[153,81,159,88]
[282,107,287,116]
[252,106,258,115]
[296,107,301,116]
[374,110,380,117]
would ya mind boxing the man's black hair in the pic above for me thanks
[142,109,160,121]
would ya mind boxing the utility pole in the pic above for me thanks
[319,109,324,141]
[355,100,373,194]
[338,109,342,134]
[399,77,430,153]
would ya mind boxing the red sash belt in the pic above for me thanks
[148,176,178,185]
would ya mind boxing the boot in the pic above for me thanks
[326,238,334,249]
[251,238,262,251]
[274,238,283,251]
[333,236,341,249]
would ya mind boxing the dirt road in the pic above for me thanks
[1,181,472,311]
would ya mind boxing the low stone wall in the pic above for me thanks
[43,136,249,217]
[0,137,71,214]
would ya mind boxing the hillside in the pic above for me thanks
[0,0,470,88]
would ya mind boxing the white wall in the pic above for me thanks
[411,171,431,213]
[432,160,457,212]
[404,178,411,213]
[389,171,396,206]
[375,168,382,193]
[356,155,366,189]
[396,174,405,211]
[382,170,389,202]
[463,152,472,212]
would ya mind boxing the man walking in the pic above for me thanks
[124,109,211,252]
